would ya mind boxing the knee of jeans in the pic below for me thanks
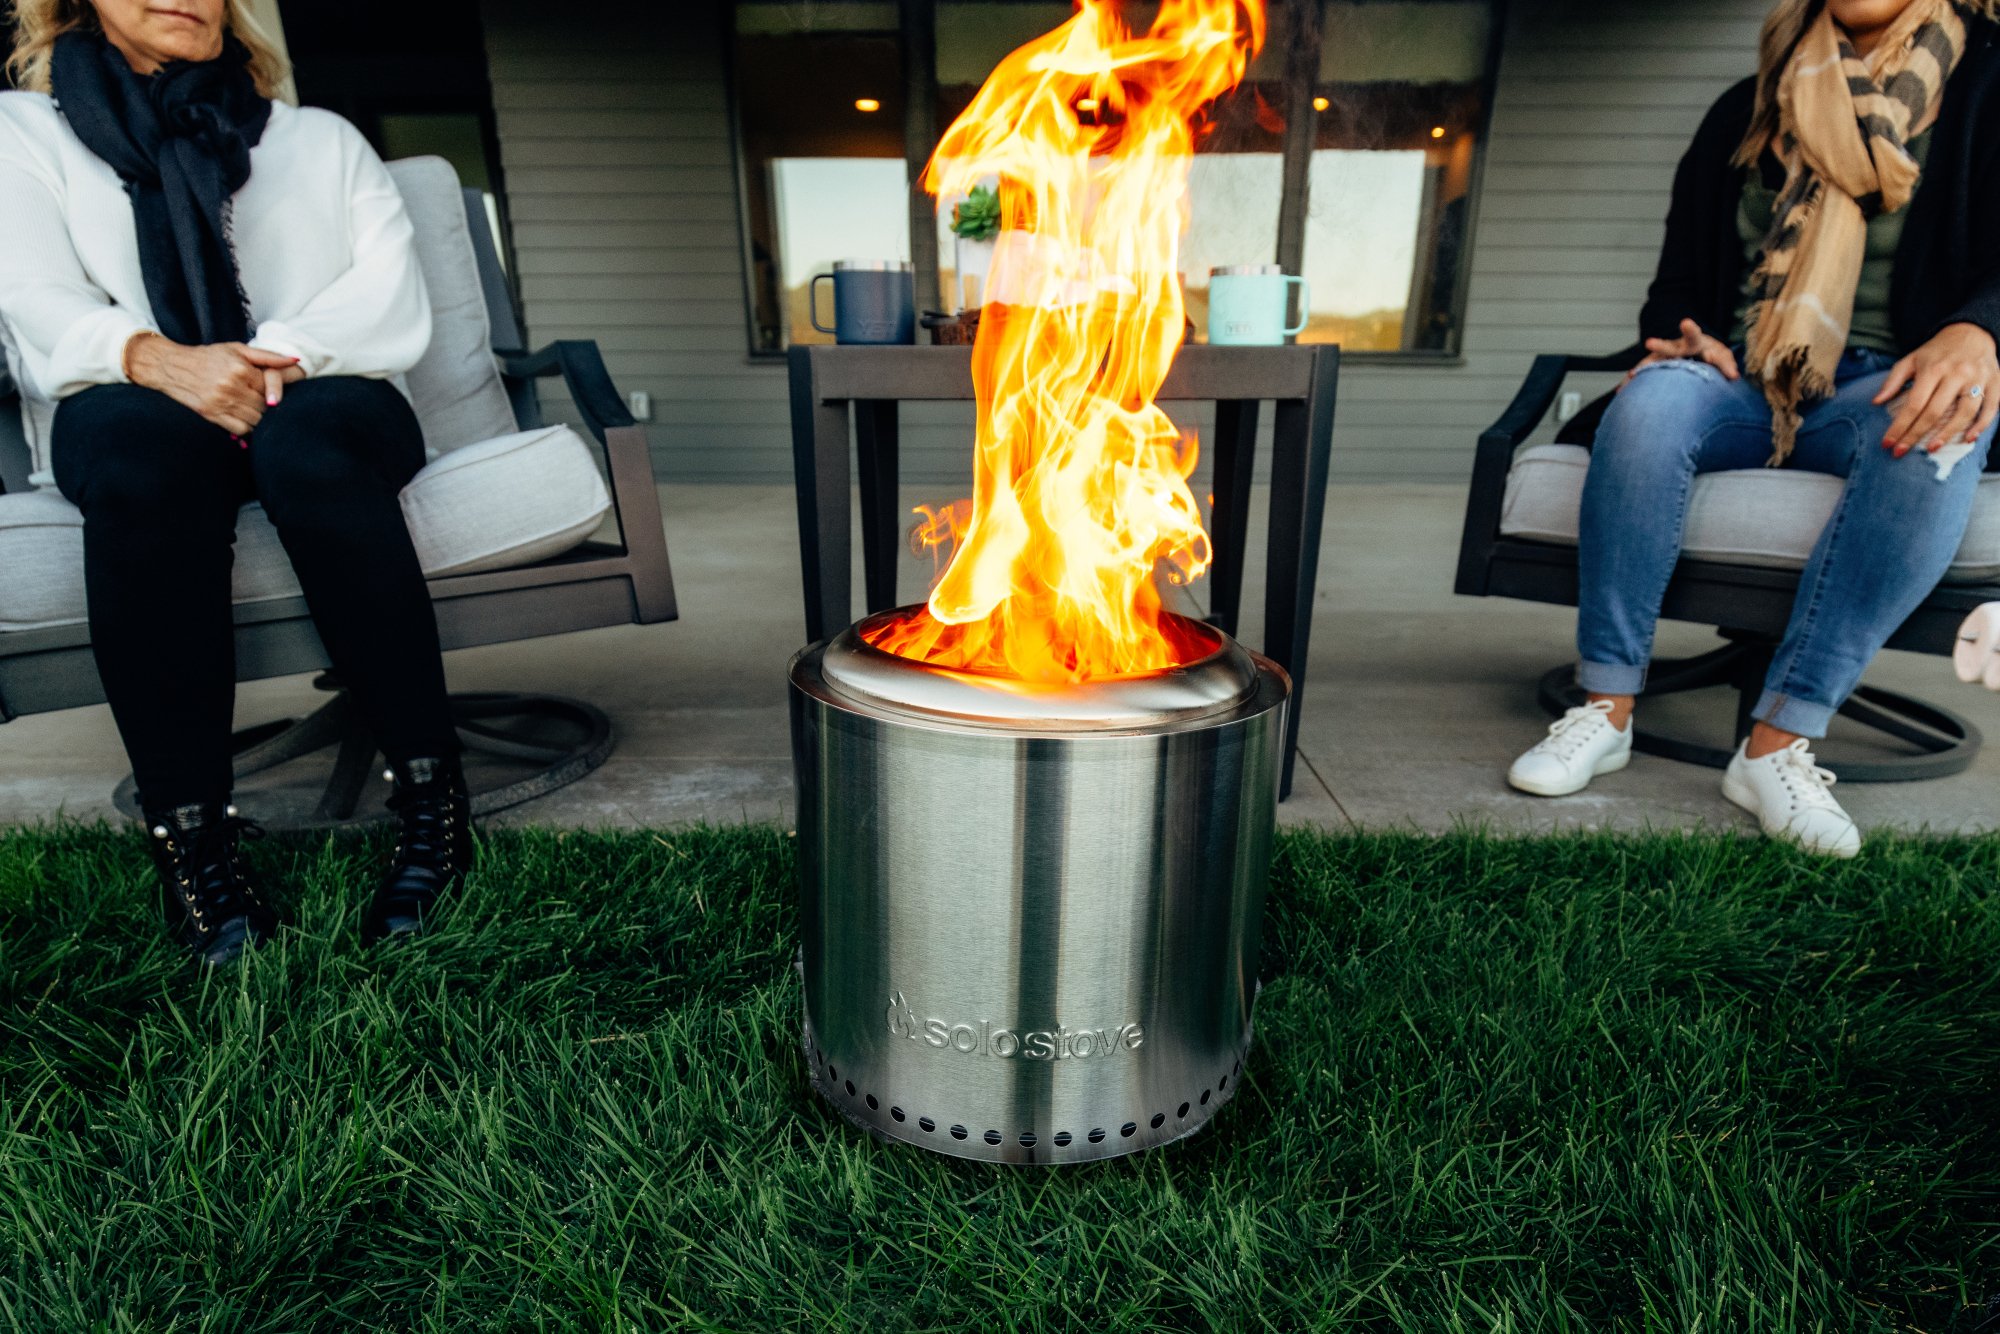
[1868,434,1991,490]
[1595,360,1725,455]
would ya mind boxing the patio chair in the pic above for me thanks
[0,156,677,826]
[1454,347,2000,781]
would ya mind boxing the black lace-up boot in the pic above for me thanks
[363,756,472,944]
[144,801,278,966]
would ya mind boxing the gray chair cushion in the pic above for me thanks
[1500,442,2000,583]
[402,424,612,576]
[0,489,84,629]
[383,156,521,454]
[0,423,612,631]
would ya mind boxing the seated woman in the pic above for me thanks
[0,0,469,961]
[1507,0,2000,858]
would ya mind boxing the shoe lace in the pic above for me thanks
[1539,700,1617,760]
[388,782,461,871]
[1773,739,1839,807]
[163,814,267,923]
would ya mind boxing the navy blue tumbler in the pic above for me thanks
[810,260,917,345]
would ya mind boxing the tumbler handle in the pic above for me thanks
[1282,276,1311,338]
[810,273,837,335]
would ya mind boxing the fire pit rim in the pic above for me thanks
[814,606,1264,729]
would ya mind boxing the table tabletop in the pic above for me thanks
[790,343,1324,403]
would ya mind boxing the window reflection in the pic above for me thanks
[1302,1,1495,353]
[932,0,1285,334]
[733,3,909,350]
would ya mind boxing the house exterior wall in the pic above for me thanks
[480,0,1768,486]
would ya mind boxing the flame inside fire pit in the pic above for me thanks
[864,0,1266,684]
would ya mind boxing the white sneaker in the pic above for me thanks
[1507,700,1633,796]
[1721,738,1862,858]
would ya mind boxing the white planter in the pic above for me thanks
[952,235,997,310]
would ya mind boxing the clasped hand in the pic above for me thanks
[123,333,307,436]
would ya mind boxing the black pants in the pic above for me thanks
[53,377,457,810]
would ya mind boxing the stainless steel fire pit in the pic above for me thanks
[788,609,1289,1164]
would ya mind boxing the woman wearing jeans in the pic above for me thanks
[1508,0,2000,857]
[0,0,469,961]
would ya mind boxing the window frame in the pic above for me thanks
[723,0,1508,364]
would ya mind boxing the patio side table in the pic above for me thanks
[787,343,1339,799]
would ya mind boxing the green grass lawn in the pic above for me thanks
[2,823,1998,1332]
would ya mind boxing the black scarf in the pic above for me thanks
[50,30,271,346]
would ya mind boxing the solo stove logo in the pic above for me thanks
[886,991,1143,1060]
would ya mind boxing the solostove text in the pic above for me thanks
[887,991,1143,1060]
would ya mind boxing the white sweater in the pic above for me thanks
[0,91,432,410]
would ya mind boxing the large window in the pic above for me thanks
[732,3,912,353]
[729,0,1503,359]
[1302,1,1497,352]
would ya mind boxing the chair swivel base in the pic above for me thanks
[113,680,613,831]
[1537,635,1982,784]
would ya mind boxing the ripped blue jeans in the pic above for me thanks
[1577,348,1996,737]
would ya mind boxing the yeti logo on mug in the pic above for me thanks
[885,991,1143,1060]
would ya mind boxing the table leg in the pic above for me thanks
[1207,400,1259,637]
[788,347,854,643]
[855,399,902,616]
[1262,348,1339,800]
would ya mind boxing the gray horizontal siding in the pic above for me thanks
[481,0,1768,488]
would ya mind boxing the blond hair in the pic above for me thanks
[6,0,290,98]
[1735,0,2000,165]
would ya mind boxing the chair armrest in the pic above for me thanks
[1454,347,1639,597]
[498,339,677,622]
[501,340,635,446]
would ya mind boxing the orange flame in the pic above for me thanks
[866,0,1265,682]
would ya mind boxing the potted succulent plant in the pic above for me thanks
[949,183,1000,310]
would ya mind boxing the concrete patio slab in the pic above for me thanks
[1,481,1994,836]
